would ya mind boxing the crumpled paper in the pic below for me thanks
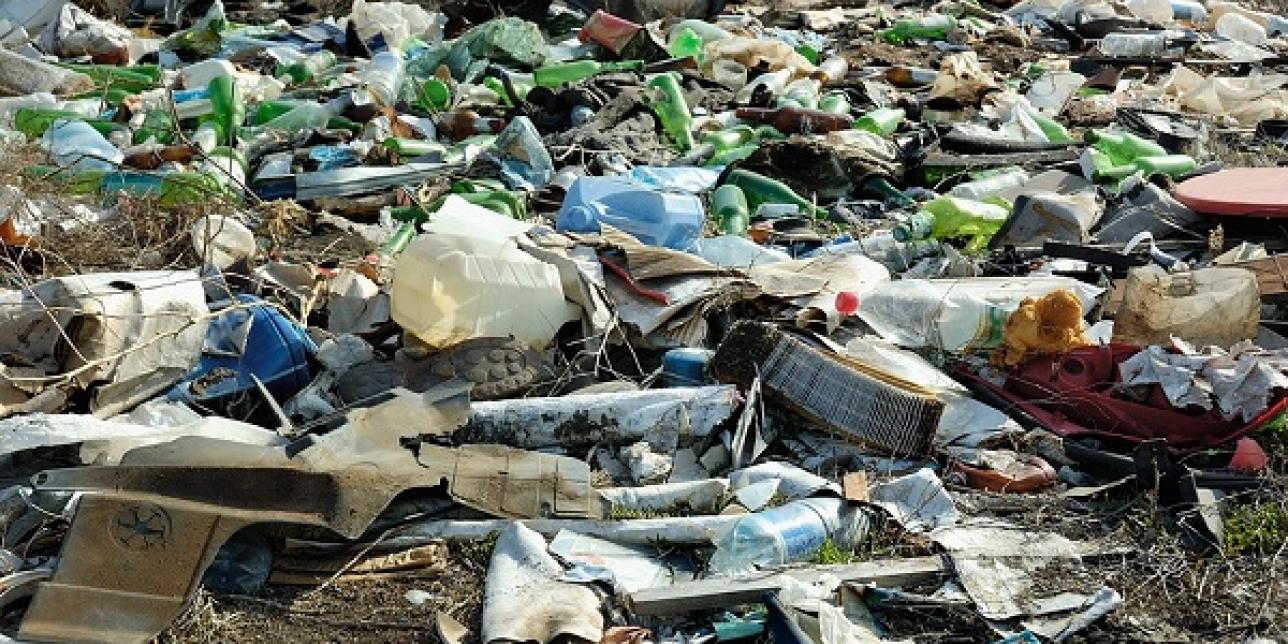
[1119,342,1288,422]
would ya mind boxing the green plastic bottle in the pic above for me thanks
[854,107,905,137]
[207,74,243,146]
[648,72,695,151]
[894,196,1010,252]
[276,50,337,85]
[722,168,827,218]
[712,184,750,235]
[533,60,644,88]
[1085,129,1168,164]
[879,15,958,44]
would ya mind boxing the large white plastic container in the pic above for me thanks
[390,196,576,350]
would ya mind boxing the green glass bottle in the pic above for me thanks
[384,137,446,159]
[712,184,750,235]
[13,109,120,139]
[859,176,914,207]
[722,168,827,218]
[854,107,905,137]
[276,50,337,85]
[207,74,243,146]
[1085,129,1168,164]
[705,143,758,167]
[648,72,695,151]
[58,63,160,93]
[1133,154,1197,178]
[1020,106,1072,143]
[533,60,644,88]
[878,15,958,45]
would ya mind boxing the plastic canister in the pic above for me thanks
[556,176,704,250]
[708,497,853,574]
[662,348,715,387]
[168,295,316,408]
[391,196,576,350]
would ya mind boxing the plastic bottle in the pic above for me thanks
[557,176,705,250]
[1100,33,1167,57]
[276,50,337,85]
[711,59,748,88]
[648,72,695,151]
[694,235,791,267]
[712,184,750,235]
[722,168,827,218]
[734,106,853,135]
[180,59,236,88]
[811,56,849,85]
[363,50,406,107]
[245,102,331,137]
[949,167,1030,200]
[894,196,1010,252]
[44,119,122,173]
[669,19,732,45]
[854,107,905,137]
[708,498,854,574]
[1017,104,1072,143]
[879,15,958,45]
[1215,12,1268,45]
[533,60,644,88]
[806,231,939,273]
[735,69,791,103]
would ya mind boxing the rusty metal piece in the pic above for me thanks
[16,383,592,643]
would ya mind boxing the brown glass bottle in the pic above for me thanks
[436,110,507,141]
[733,106,854,135]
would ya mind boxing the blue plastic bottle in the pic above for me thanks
[556,176,705,250]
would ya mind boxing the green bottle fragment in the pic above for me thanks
[878,15,958,45]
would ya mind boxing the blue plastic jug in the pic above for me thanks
[169,295,316,410]
[556,176,705,250]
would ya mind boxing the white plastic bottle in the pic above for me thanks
[363,50,406,107]
[1100,32,1168,56]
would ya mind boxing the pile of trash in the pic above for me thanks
[1,0,1287,641]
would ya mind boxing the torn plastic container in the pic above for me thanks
[0,271,208,417]
[40,4,133,64]
[167,295,315,414]
[191,214,255,270]
[1112,265,1260,349]
[350,0,446,52]
[390,195,578,350]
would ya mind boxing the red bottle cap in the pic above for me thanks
[835,291,860,316]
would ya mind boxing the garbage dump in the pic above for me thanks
[2,0,1288,641]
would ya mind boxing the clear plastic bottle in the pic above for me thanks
[44,119,122,173]
[363,50,406,107]
[1100,32,1167,57]
[709,498,856,574]
[806,231,939,272]
[1126,0,1173,23]
[948,167,1030,201]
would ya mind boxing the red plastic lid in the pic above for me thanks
[1173,168,1288,217]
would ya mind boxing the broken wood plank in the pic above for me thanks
[627,556,946,616]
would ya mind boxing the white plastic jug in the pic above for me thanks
[390,196,577,350]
